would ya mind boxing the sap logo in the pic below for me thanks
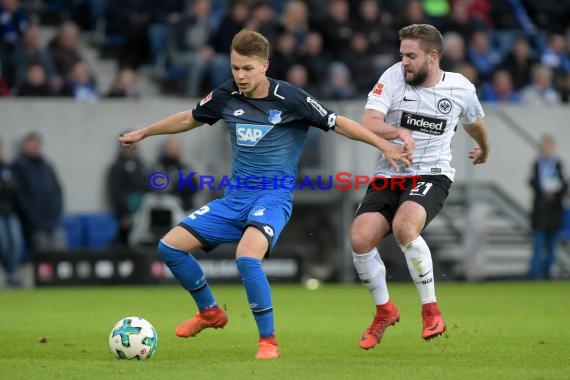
[400,112,447,136]
[236,123,274,146]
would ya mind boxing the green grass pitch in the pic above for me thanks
[1,282,569,379]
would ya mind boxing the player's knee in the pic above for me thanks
[157,239,185,266]
[392,222,419,246]
[350,229,376,254]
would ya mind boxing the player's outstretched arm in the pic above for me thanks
[463,118,490,165]
[334,115,412,171]
[361,108,416,153]
[119,110,203,148]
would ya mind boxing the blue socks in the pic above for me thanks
[158,240,216,310]
[236,257,274,338]
[158,240,274,337]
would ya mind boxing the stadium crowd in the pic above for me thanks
[1,0,570,103]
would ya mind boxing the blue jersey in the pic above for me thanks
[192,78,337,193]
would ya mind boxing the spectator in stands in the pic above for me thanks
[208,0,248,85]
[13,132,66,254]
[352,0,398,69]
[442,1,476,41]
[466,29,501,84]
[150,0,184,25]
[440,31,467,71]
[285,63,319,96]
[278,0,309,48]
[47,21,83,79]
[210,0,249,54]
[104,0,151,70]
[266,31,297,80]
[540,33,570,85]
[499,36,536,91]
[558,72,570,103]
[480,69,521,103]
[246,0,280,46]
[394,0,427,32]
[107,140,151,246]
[0,0,28,88]
[520,64,561,105]
[106,68,140,98]
[155,137,198,212]
[14,25,60,93]
[317,0,352,60]
[320,61,356,100]
[0,57,9,95]
[171,0,215,98]
[422,0,451,29]
[61,61,98,101]
[16,64,53,96]
[341,31,377,96]
[449,0,493,29]
[0,136,24,287]
[528,135,568,280]
[297,31,329,90]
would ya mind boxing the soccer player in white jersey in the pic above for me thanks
[350,24,490,349]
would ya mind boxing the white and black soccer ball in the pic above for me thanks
[108,316,158,360]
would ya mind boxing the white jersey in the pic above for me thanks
[365,62,485,181]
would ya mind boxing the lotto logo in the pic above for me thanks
[236,123,274,146]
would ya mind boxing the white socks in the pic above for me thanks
[352,248,390,305]
[400,235,437,304]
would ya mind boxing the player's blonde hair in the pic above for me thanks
[399,24,443,56]
[231,30,270,59]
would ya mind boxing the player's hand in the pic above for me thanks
[119,130,144,148]
[399,131,416,154]
[468,146,487,165]
[385,144,413,172]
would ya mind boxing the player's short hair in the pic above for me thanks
[399,24,443,56]
[231,30,270,59]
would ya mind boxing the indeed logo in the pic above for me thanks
[236,123,274,146]
[401,112,447,136]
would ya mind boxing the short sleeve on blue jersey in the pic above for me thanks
[280,82,337,131]
[192,89,223,125]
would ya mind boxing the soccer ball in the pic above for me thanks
[108,316,158,360]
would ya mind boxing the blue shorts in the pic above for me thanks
[179,191,293,252]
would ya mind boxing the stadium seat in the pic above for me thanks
[82,213,119,249]
[62,214,86,249]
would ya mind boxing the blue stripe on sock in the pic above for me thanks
[158,240,216,310]
[236,256,274,338]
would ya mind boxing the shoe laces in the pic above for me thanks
[422,307,439,327]
[367,309,392,335]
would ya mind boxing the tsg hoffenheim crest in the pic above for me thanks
[268,109,282,124]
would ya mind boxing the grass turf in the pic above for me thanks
[0,282,569,380]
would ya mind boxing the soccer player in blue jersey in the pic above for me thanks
[119,30,411,359]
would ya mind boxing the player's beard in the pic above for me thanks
[404,60,429,86]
